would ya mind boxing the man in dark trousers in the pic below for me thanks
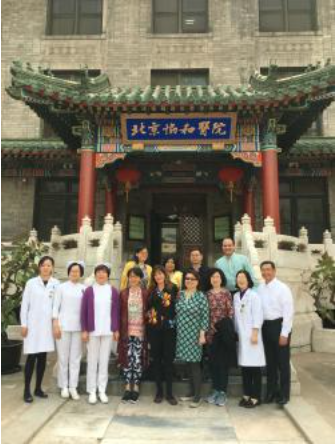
[257,261,294,405]
[183,248,210,292]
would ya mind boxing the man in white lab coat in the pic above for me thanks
[257,261,294,406]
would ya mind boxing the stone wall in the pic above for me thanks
[2,0,335,138]
[1,177,36,241]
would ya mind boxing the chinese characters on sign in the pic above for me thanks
[121,113,237,145]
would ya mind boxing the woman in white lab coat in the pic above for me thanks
[234,270,265,408]
[20,255,59,403]
[53,261,86,401]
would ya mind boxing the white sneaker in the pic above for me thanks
[69,388,80,401]
[88,392,97,404]
[98,392,109,404]
[61,388,70,399]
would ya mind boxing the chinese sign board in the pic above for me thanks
[121,113,237,145]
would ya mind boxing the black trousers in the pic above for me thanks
[208,343,229,392]
[262,319,291,400]
[187,362,202,400]
[149,328,176,397]
[241,366,262,400]
[24,352,47,394]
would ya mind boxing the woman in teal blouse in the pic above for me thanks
[176,269,209,408]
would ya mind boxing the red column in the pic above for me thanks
[243,184,255,229]
[262,148,280,232]
[77,148,96,230]
[105,183,117,217]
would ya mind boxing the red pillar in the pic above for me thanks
[77,148,96,230]
[105,183,117,217]
[243,184,255,229]
[262,148,280,232]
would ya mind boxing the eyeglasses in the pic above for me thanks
[185,277,197,281]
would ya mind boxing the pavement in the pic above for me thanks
[1,351,334,444]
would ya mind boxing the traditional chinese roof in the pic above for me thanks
[6,60,335,150]
[1,139,75,159]
[281,136,335,160]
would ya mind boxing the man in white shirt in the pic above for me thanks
[257,261,294,406]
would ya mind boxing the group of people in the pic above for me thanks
[20,238,294,410]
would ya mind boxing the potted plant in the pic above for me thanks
[309,253,335,329]
[1,239,48,374]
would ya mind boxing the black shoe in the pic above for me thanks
[121,390,132,403]
[130,391,139,404]
[154,393,163,404]
[239,397,249,407]
[277,397,289,406]
[244,398,261,408]
[166,396,178,406]
[34,389,48,398]
[23,391,33,403]
[264,393,276,404]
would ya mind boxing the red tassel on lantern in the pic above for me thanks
[116,167,141,202]
[218,167,244,202]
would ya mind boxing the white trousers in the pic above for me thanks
[56,331,82,389]
[86,335,112,394]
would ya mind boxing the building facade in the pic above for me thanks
[2,0,335,267]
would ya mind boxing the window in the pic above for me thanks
[41,70,100,138]
[153,0,208,34]
[259,0,317,32]
[34,179,79,241]
[151,69,209,86]
[260,66,323,136]
[279,177,329,242]
[47,0,102,36]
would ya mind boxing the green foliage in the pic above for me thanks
[1,239,48,341]
[310,253,335,326]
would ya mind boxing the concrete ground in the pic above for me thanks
[1,352,333,444]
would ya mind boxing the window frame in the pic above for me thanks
[152,0,209,34]
[279,177,329,242]
[151,69,209,86]
[46,0,103,36]
[259,0,317,33]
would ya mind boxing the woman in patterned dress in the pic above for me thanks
[147,265,178,405]
[205,268,234,407]
[118,267,149,404]
[176,269,209,408]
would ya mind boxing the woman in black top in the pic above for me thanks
[147,265,178,405]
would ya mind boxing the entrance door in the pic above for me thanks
[151,194,206,268]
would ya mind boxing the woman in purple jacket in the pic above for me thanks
[81,263,120,405]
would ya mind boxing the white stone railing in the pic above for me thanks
[48,214,123,288]
[235,214,334,271]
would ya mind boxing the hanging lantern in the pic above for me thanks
[218,167,244,202]
[116,167,141,202]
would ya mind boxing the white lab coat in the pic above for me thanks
[52,280,86,389]
[52,281,86,331]
[233,289,266,367]
[20,276,60,354]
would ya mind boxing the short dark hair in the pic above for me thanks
[260,260,276,270]
[133,245,148,263]
[127,266,144,279]
[94,264,111,277]
[162,255,180,271]
[189,247,203,256]
[236,269,254,289]
[207,267,227,288]
[184,269,201,290]
[67,262,84,277]
[38,255,55,268]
